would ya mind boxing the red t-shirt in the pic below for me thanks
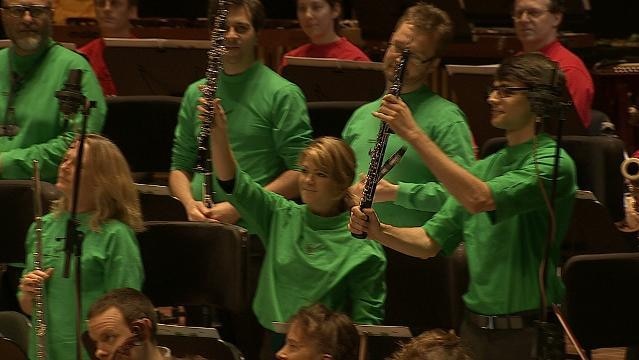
[78,38,117,96]
[540,40,594,128]
[278,37,371,73]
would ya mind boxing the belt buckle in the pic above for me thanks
[480,315,496,330]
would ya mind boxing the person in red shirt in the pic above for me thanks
[513,0,594,131]
[278,0,370,72]
[78,0,137,96]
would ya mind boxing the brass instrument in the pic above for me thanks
[619,157,639,232]
[352,48,410,239]
[32,159,47,360]
[194,0,229,208]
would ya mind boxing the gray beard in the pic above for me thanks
[14,34,42,53]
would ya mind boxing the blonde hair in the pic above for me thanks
[299,136,356,212]
[53,134,144,232]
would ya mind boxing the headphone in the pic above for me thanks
[129,319,151,344]
[527,60,571,123]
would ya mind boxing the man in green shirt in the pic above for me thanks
[0,0,106,183]
[169,0,312,227]
[350,53,577,360]
[342,3,475,228]
[341,3,475,336]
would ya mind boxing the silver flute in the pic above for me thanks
[32,159,47,360]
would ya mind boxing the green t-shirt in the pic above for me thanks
[425,133,577,315]
[342,85,475,227]
[0,40,106,183]
[20,212,144,360]
[170,62,312,220]
[223,170,387,330]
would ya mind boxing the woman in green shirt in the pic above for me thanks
[18,134,145,360]
[203,99,386,335]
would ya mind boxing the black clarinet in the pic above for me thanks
[352,48,410,239]
[194,0,229,208]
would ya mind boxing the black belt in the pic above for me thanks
[466,310,538,330]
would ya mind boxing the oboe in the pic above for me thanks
[32,159,48,360]
[352,49,410,239]
[194,0,229,208]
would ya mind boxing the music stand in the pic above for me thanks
[281,57,385,102]
[156,324,244,360]
[157,324,220,339]
[103,38,209,96]
[273,322,412,360]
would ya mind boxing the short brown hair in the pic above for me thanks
[288,303,359,360]
[210,0,266,31]
[88,288,158,343]
[389,329,472,360]
[395,3,454,58]
[497,52,567,122]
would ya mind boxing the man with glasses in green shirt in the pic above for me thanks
[350,52,577,360]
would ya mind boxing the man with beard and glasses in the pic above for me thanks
[0,0,106,183]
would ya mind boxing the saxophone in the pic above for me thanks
[194,0,229,208]
[619,156,639,232]
[352,49,410,239]
[32,159,47,360]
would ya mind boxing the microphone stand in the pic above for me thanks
[536,100,571,360]
[61,99,96,360]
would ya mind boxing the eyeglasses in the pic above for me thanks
[512,8,550,20]
[487,85,530,98]
[388,42,435,65]
[1,4,52,18]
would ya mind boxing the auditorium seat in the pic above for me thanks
[136,221,255,358]
[103,96,181,184]
[307,101,366,138]
[135,184,187,222]
[562,252,639,357]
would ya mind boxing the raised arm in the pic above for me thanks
[374,94,494,214]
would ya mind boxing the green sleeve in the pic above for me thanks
[488,148,576,223]
[395,181,449,212]
[270,84,312,169]
[1,67,106,181]
[104,225,144,290]
[348,254,387,325]
[225,169,293,246]
[171,81,202,172]
[395,110,475,213]
[423,197,468,256]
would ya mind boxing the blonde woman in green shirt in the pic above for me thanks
[202,99,386,338]
[18,134,144,360]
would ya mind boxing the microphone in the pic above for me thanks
[56,69,86,123]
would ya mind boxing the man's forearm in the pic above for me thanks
[264,169,300,199]
[406,131,494,213]
[374,223,440,259]
[169,170,196,206]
